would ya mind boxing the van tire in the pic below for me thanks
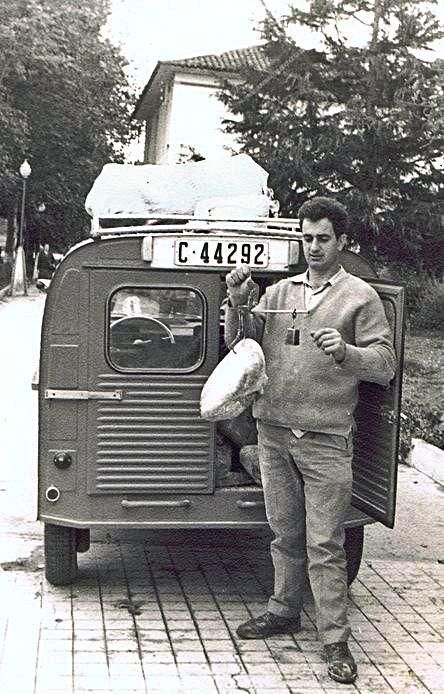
[345,526,364,586]
[44,523,78,585]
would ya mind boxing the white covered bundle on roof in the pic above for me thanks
[85,154,270,219]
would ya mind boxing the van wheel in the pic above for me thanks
[345,526,364,586]
[44,523,78,585]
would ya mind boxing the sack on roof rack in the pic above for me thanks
[85,154,270,219]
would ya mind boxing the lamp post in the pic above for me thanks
[10,159,32,296]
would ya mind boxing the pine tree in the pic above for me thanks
[221,0,443,271]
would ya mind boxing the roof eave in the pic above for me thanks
[132,62,240,121]
[132,61,166,121]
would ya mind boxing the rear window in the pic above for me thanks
[108,287,204,371]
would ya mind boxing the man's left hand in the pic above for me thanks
[311,328,346,363]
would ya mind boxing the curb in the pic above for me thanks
[0,283,42,300]
[407,438,444,487]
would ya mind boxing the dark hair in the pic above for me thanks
[298,197,348,238]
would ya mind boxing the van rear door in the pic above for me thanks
[86,268,221,497]
[352,282,405,528]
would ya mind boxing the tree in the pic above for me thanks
[220,0,443,272]
[0,0,138,259]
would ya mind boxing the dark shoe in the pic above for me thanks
[323,642,357,684]
[236,611,301,639]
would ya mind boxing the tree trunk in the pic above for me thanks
[366,0,383,197]
[5,206,18,263]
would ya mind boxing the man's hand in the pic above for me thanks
[225,264,258,307]
[311,328,347,363]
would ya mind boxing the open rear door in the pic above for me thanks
[351,282,405,528]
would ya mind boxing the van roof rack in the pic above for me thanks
[90,214,301,239]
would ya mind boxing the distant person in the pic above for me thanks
[37,243,56,280]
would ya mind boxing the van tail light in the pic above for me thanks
[53,452,72,469]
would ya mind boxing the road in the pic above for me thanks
[0,289,44,518]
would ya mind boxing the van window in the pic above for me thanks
[108,287,204,370]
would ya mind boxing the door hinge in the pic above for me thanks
[45,389,123,401]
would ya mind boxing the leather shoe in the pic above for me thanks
[323,642,357,684]
[236,611,301,639]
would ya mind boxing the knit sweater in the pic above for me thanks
[224,271,396,437]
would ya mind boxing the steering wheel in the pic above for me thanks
[110,315,175,350]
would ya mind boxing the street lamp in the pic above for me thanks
[10,159,32,296]
[18,159,31,246]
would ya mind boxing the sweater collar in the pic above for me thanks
[289,266,347,290]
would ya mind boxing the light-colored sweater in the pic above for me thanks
[224,271,396,437]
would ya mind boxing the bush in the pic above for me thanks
[379,265,443,329]
[409,276,444,331]
[399,397,444,462]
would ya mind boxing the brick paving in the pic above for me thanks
[0,531,443,693]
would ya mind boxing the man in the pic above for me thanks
[225,197,396,684]
[37,243,56,280]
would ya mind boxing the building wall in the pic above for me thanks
[144,71,241,164]
[143,77,174,164]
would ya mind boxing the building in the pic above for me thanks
[132,45,269,164]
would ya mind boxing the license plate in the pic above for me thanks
[174,238,269,268]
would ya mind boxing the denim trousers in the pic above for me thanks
[257,421,353,645]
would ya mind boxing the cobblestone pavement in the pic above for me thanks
[1,530,443,694]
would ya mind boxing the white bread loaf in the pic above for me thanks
[200,339,267,421]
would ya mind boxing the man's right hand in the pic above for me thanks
[225,264,258,307]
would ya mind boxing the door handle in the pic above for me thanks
[237,500,265,509]
[45,389,123,400]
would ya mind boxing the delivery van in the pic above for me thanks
[34,210,404,586]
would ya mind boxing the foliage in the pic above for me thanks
[220,0,443,271]
[379,264,443,323]
[409,276,444,330]
[400,330,443,459]
[399,398,444,461]
[0,0,138,255]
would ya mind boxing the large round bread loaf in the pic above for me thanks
[200,338,268,421]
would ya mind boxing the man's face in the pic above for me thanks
[301,217,346,273]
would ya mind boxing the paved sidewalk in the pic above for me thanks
[1,529,443,694]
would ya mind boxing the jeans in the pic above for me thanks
[257,421,353,645]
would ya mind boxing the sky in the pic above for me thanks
[107,0,444,91]
[107,0,292,89]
